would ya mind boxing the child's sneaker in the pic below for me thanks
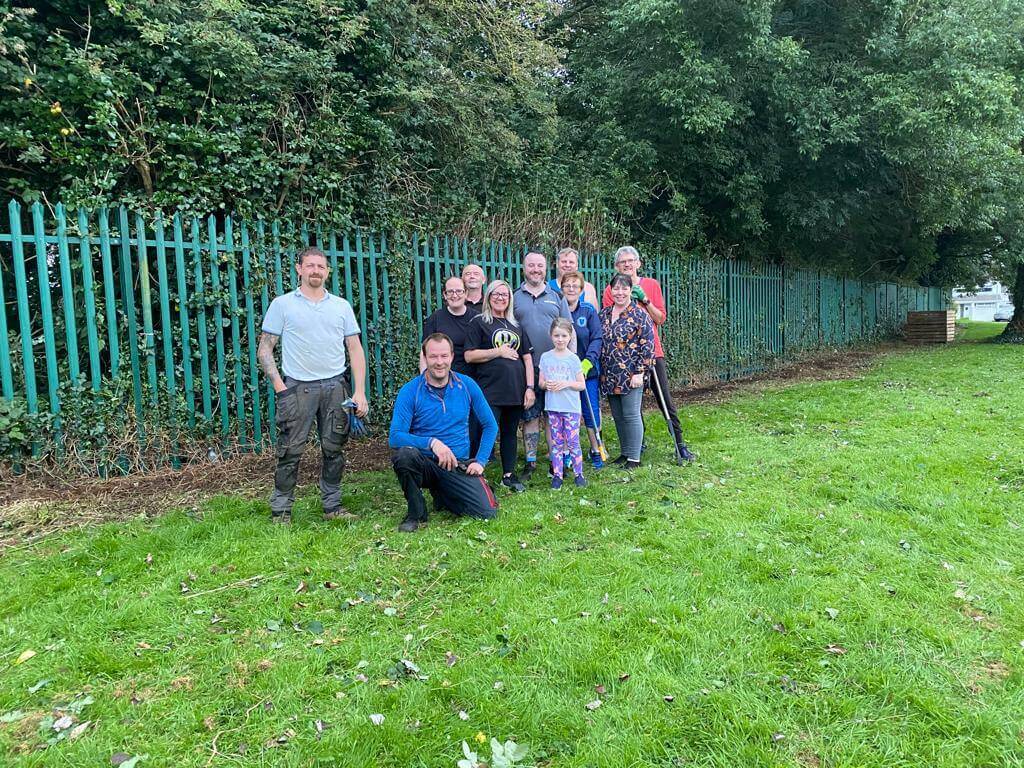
[574,474,587,488]
[589,450,604,470]
[551,477,563,490]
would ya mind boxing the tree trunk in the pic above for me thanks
[1000,260,1024,341]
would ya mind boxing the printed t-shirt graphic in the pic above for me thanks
[465,316,533,407]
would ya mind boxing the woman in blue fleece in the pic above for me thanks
[388,333,499,533]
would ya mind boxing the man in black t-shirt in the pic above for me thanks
[462,264,486,311]
[420,277,480,376]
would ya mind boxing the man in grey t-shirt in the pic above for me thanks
[513,251,574,482]
[258,247,369,524]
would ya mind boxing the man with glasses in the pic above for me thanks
[420,276,480,376]
[602,246,695,462]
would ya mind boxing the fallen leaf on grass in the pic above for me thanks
[825,644,847,655]
[28,679,51,693]
[264,728,296,748]
[67,720,90,740]
[594,684,606,695]
[53,715,73,731]
[824,608,839,620]
[458,710,469,721]
[62,695,94,714]
[170,677,193,691]
[0,710,26,724]
[663,695,675,703]
[13,649,36,665]
[295,581,308,594]
[445,651,459,667]
[584,700,602,711]
[369,714,385,726]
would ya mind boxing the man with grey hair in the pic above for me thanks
[602,245,694,462]
[461,263,486,310]
[514,251,574,481]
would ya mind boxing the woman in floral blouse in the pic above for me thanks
[598,274,655,470]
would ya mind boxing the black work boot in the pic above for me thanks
[398,517,423,533]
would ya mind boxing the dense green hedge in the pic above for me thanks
[2,1,1022,283]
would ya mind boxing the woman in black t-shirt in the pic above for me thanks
[420,277,480,376]
[465,279,535,492]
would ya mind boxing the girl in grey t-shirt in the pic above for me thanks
[538,318,588,489]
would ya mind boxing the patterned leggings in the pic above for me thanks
[547,412,584,479]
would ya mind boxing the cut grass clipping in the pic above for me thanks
[1,322,1022,767]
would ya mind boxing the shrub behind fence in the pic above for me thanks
[0,200,946,472]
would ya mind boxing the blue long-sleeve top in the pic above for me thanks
[570,301,603,377]
[389,373,498,465]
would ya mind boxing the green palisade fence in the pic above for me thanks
[0,200,948,470]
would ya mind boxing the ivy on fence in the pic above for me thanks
[0,200,946,473]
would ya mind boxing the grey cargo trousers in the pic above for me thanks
[269,374,350,516]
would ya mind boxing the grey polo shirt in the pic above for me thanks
[513,282,575,366]
[262,289,360,381]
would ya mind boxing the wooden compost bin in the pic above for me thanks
[904,310,955,343]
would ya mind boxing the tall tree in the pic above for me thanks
[556,0,1024,280]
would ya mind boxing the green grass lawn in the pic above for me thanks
[2,324,1023,767]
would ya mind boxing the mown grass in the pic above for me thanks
[1,324,1023,767]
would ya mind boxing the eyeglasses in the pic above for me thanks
[445,289,466,296]
[490,292,510,299]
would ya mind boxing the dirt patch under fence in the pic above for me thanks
[668,343,899,406]
[0,343,905,550]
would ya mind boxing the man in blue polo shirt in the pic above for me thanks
[258,247,369,524]
[389,333,499,533]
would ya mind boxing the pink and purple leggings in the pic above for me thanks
[547,411,584,478]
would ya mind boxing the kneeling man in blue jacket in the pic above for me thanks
[389,333,500,532]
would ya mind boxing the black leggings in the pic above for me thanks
[490,403,524,475]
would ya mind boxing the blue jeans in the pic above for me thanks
[607,387,644,460]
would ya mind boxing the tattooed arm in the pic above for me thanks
[258,332,287,393]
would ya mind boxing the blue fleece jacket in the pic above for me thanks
[389,373,498,465]
[570,301,602,376]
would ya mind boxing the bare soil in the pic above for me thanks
[0,343,902,550]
